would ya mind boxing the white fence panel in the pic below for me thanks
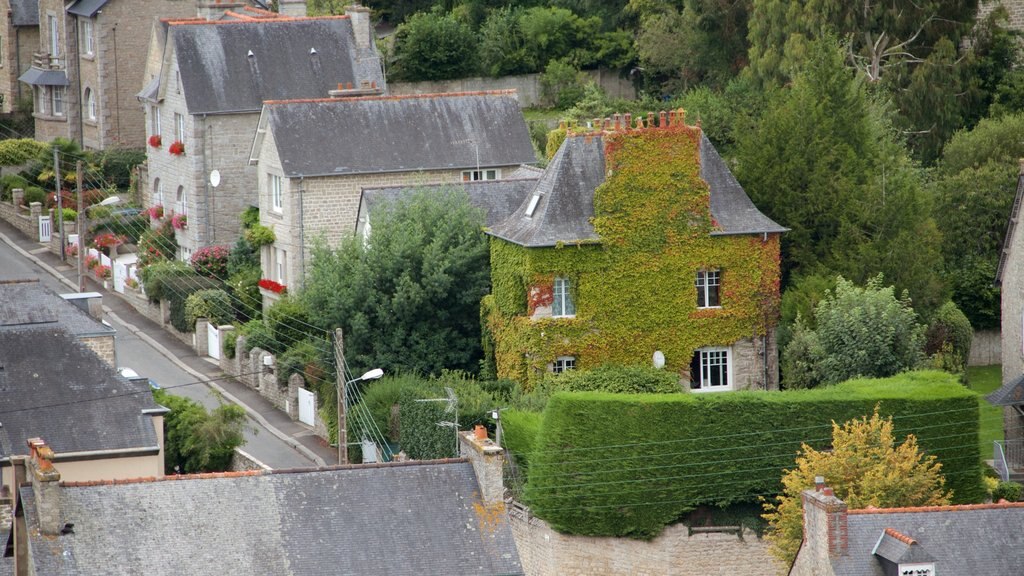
[298,388,316,427]
[38,216,52,242]
[207,322,221,359]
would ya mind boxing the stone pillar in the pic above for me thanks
[26,438,62,536]
[459,429,505,505]
[12,188,23,206]
[29,201,41,220]
[195,318,209,356]
[218,325,237,373]
[196,0,244,20]
[346,5,372,50]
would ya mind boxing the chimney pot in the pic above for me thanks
[647,112,655,127]
[613,113,621,131]
[624,113,632,128]
[659,111,667,127]
[815,476,825,491]
[678,108,686,125]
[669,110,676,126]
[822,487,834,497]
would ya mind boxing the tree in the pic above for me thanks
[783,276,925,387]
[388,9,477,81]
[763,407,951,563]
[302,188,491,375]
[154,390,248,474]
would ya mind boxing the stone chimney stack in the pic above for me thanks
[26,438,62,536]
[278,0,307,17]
[345,4,373,51]
[801,482,848,562]
[459,427,505,505]
[196,0,245,20]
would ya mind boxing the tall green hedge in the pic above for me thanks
[522,371,983,539]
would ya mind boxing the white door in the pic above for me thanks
[38,216,52,242]
[297,388,316,426]
[113,260,127,293]
[361,439,379,463]
[207,322,220,359]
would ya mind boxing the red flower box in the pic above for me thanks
[169,141,185,156]
[258,278,287,294]
[148,134,162,148]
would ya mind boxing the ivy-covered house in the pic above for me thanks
[483,111,787,390]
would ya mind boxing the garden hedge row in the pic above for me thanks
[520,370,983,539]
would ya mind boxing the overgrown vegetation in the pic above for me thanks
[154,390,249,474]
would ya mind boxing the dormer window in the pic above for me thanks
[899,564,934,576]
[462,169,499,182]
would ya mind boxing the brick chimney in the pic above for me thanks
[278,0,306,17]
[458,429,505,505]
[196,0,245,20]
[801,482,848,561]
[26,438,62,536]
[345,4,373,51]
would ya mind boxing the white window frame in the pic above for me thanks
[552,276,575,318]
[151,105,161,136]
[552,356,576,374]
[696,269,721,309]
[274,247,287,285]
[84,87,96,120]
[153,178,163,206]
[51,86,65,116]
[174,112,184,142]
[691,347,733,392]
[48,14,58,56]
[270,173,283,213]
[36,87,46,115]
[462,168,500,182]
[81,19,94,56]
[176,185,187,217]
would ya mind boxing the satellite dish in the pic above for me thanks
[209,170,221,188]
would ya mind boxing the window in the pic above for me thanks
[176,185,187,217]
[84,88,96,120]
[81,19,94,56]
[35,87,45,114]
[270,174,283,212]
[552,356,576,374]
[552,277,575,318]
[274,248,287,284]
[180,246,192,263]
[152,178,162,206]
[150,105,161,136]
[51,87,65,116]
[174,112,184,142]
[696,269,721,308]
[690,347,732,391]
[462,169,499,182]
[48,15,58,56]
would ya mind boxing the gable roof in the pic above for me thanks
[11,0,38,26]
[827,503,1024,576]
[0,280,114,338]
[0,327,161,460]
[21,461,524,575]
[171,17,383,115]
[258,91,536,178]
[995,166,1024,285]
[486,127,786,248]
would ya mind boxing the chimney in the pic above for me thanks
[60,291,103,320]
[801,481,848,559]
[278,0,307,17]
[26,438,62,536]
[345,4,373,51]
[458,430,505,505]
[196,0,245,20]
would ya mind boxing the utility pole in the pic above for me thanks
[54,147,63,261]
[76,161,85,291]
[334,328,347,465]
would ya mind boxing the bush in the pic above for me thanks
[781,315,825,389]
[398,385,457,460]
[154,390,247,474]
[22,186,45,205]
[992,480,1023,502]
[244,223,275,247]
[0,138,46,166]
[184,289,234,328]
[276,340,330,388]
[138,220,178,267]
[0,173,28,195]
[925,301,974,376]
[240,205,260,229]
[223,330,237,359]
[523,371,983,539]
[61,208,77,222]
[139,260,195,303]
[239,318,278,355]
[554,364,681,394]
[540,59,587,109]
[265,296,313,352]
[227,235,260,278]
[190,245,231,280]
[164,276,222,333]
[389,9,477,82]
[226,265,262,322]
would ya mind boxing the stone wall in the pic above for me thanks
[81,334,116,367]
[0,192,43,239]
[228,448,271,472]
[508,505,782,576]
[390,69,635,108]
[732,333,779,391]
[980,0,1024,30]
[969,329,1001,366]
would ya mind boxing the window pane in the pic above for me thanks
[553,277,574,317]
[708,271,720,307]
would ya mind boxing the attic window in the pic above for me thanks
[525,194,541,217]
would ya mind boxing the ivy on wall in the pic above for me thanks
[485,117,782,387]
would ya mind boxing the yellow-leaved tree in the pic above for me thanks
[762,407,951,563]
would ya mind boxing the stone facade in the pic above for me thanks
[0,0,39,113]
[509,508,780,576]
[789,486,847,576]
[81,334,116,366]
[980,0,1024,30]
[30,0,72,143]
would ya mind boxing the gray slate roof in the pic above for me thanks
[0,327,160,459]
[0,280,113,338]
[11,0,38,26]
[263,91,536,178]
[18,68,68,87]
[22,461,524,576]
[986,373,1024,405]
[487,131,785,248]
[827,505,1024,576]
[173,18,383,114]
[67,0,108,17]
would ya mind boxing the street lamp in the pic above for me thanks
[77,195,122,292]
[338,368,383,464]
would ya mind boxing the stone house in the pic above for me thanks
[0,0,39,113]
[484,112,787,389]
[790,482,1024,575]
[138,5,384,263]
[12,432,521,576]
[247,90,536,307]
[19,0,196,147]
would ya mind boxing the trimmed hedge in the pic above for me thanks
[521,371,983,539]
[163,276,221,333]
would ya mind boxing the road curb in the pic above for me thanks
[0,231,327,467]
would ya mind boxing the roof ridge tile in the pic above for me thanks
[263,89,517,107]
[167,15,349,26]
[883,527,916,545]
[851,501,1024,514]
[60,470,264,487]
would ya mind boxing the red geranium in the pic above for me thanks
[148,135,162,148]
[169,141,185,156]
[258,278,287,294]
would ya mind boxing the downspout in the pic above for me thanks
[299,175,305,281]
[72,14,83,147]
[112,22,119,144]
[14,27,21,107]
[201,113,210,246]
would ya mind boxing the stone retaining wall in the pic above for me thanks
[969,329,1001,367]
[228,448,272,472]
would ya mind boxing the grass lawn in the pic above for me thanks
[966,365,1002,460]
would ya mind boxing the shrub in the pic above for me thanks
[992,480,1023,502]
[265,296,312,352]
[540,59,587,109]
[239,318,278,355]
[226,265,261,322]
[138,220,177,267]
[164,275,222,332]
[191,245,230,280]
[522,371,983,539]
[227,234,259,277]
[0,173,28,195]
[184,288,234,328]
[139,260,195,303]
[781,315,825,389]
[276,339,332,388]
[925,301,973,376]
[61,208,77,222]
[22,186,45,205]
[223,331,237,359]
[0,138,46,166]
[398,384,457,460]
[154,390,247,474]
[554,364,681,394]
[240,205,260,229]
[244,223,275,247]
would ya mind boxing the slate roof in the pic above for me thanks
[995,168,1024,285]
[0,280,114,338]
[986,373,1024,405]
[260,91,536,178]
[825,503,1024,576]
[67,0,108,17]
[171,17,383,114]
[11,0,38,26]
[18,68,69,87]
[0,327,160,459]
[486,130,785,248]
[22,461,524,576]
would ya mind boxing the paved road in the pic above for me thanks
[0,234,316,469]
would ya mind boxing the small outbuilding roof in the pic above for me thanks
[0,280,114,338]
[987,373,1024,405]
[18,68,68,86]
[11,0,38,26]
[67,0,109,17]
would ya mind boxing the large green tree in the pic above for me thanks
[302,188,491,375]
[155,390,248,474]
[737,37,945,311]
[388,9,478,81]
